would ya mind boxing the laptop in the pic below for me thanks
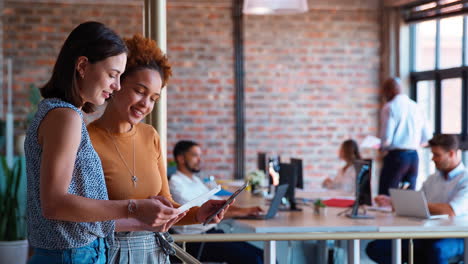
[389,188,448,219]
[235,184,289,220]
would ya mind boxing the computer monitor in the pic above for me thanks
[257,152,268,176]
[279,162,301,211]
[353,159,372,206]
[346,159,373,219]
[290,158,304,189]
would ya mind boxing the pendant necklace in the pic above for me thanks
[106,126,138,188]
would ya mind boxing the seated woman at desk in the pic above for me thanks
[322,139,361,193]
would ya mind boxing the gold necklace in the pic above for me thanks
[106,126,138,188]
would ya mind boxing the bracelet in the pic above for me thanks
[127,199,137,218]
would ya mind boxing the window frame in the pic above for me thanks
[410,15,468,149]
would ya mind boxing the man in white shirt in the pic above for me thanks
[367,134,468,264]
[379,77,432,195]
[169,140,264,264]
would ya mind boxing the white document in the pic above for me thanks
[360,135,381,149]
[177,185,221,214]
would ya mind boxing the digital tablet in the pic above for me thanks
[202,182,249,225]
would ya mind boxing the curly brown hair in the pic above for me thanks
[122,34,172,87]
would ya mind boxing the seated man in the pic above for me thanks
[366,134,468,264]
[169,140,264,264]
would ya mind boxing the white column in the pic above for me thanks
[347,239,360,264]
[264,240,276,264]
[392,239,402,264]
[145,0,167,164]
[155,0,167,164]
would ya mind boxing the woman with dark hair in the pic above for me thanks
[322,139,361,193]
[26,22,182,264]
[87,34,230,263]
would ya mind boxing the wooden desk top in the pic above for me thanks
[231,191,468,234]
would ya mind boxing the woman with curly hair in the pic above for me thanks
[26,22,183,264]
[88,34,229,263]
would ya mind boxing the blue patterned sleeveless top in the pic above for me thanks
[25,98,114,249]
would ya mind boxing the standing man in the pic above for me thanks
[169,140,264,264]
[379,77,432,195]
[367,134,468,264]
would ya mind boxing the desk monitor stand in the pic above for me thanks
[278,198,302,211]
[345,203,374,219]
[289,200,302,211]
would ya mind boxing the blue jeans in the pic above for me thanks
[379,150,419,195]
[29,237,107,264]
[366,238,464,264]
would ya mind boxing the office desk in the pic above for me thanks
[230,205,468,264]
[173,195,468,264]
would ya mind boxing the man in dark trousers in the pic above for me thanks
[378,77,432,195]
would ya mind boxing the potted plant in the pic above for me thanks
[16,84,41,155]
[246,170,266,195]
[0,156,28,263]
[167,159,177,178]
[313,199,327,215]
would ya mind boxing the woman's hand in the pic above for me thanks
[241,206,263,216]
[226,206,264,218]
[239,206,263,217]
[143,195,187,231]
[196,199,233,224]
[374,195,392,207]
[141,211,187,232]
[115,210,187,232]
[322,178,333,188]
[134,197,180,227]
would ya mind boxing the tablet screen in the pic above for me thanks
[202,182,249,225]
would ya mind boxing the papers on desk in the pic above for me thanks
[215,188,233,196]
[360,135,381,149]
[218,179,245,187]
[366,206,393,213]
[177,185,221,214]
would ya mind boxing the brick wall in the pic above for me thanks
[166,0,382,183]
[3,0,382,185]
[166,1,236,175]
[2,0,144,126]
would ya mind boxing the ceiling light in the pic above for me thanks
[243,0,309,15]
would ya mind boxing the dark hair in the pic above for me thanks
[173,140,199,162]
[428,134,459,152]
[122,34,172,87]
[341,139,361,163]
[382,77,402,101]
[40,21,127,113]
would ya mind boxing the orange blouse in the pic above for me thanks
[88,121,198,225]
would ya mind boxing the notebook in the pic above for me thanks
[389,188,448,219]
[235,184,289,220]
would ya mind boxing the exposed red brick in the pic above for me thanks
[4,0,382,184]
